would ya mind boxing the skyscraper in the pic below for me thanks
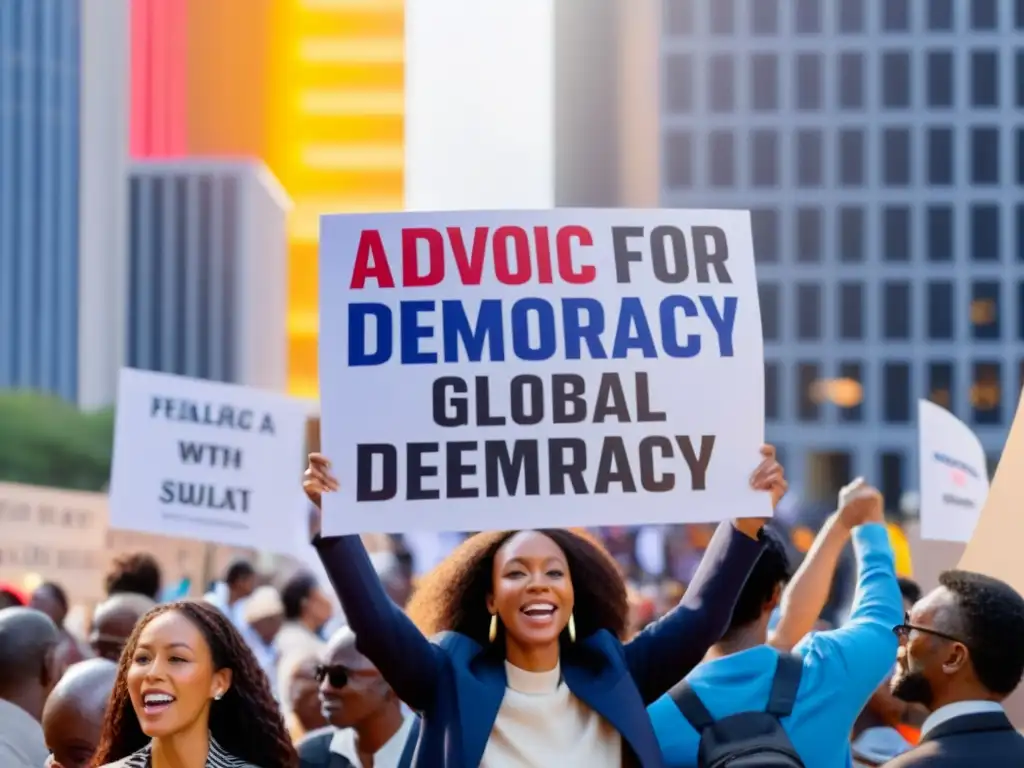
[659,0,1024,505]
[127,160,290,390]
[0,0,130,408]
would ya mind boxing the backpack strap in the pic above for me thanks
[397,716,421,768]
[667,679,716,731]
[765,653,804,717]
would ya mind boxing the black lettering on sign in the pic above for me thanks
[484,440,541,496]
[549,438,587,495]
[356,443,398,501]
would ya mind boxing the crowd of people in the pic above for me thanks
[1,446,1023,767]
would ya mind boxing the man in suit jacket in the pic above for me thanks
[884,570,1024,767]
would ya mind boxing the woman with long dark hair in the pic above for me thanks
[91,600,297,768]
[302,445,787,767]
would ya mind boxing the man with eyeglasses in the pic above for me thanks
[297,626,417,768]
[883,570,1024,767]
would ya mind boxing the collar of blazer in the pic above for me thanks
[920,710,1015,744]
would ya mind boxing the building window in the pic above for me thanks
[926,205,954,262]
[838,52,864,108]
[971,0,997,31]
[708,55,735,112]
[883,128,911,185]
[795,53,822,110]
[928,362,955,412]
[664,54,694,112]
[759,283,781,340]
[971,361,1002,425]
[664,131,694,188]
[838,206,865,263]
[664,0,694,34]
[971,281,1001,340]
[882,51,911,107]
[838,282,865,340]
[971,51,999,107]
[883,206,911,262]
[970,204,1000,261]
[1018,0,1024,28]
[928,0,954,31]
[751,208,780,263]
[709,0,735,34]
[708,131,735,187]
[751,130,779,186]
[1017,52,1024,106]
[751,54,779,110]
[796,129,823,187]
[838,130,865,186]
[795,0,821,33]
[928,281,955,339]
[797,362,820,421]
[838,361,864,422]
[883,282,912,339]
[971,127,1000,184]
[927,127,954,185]
[765,361,780,421]
[927,51,955,107]
[1018,129,1024,183]
[1018,205,1024,262]
[796,283,822,340]
[838,0,864,32]
[751,0,779,34]
[883,0,910,31]
[883,363,911,423]
[880,451,905,507]
[796,208,822,263]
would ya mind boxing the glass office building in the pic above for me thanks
[0,0,129,407]
[661,0,1024,504]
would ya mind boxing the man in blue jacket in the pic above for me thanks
[649,478,903,767]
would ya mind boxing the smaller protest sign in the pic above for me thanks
[109,369,310,552]
[918,399,990,542]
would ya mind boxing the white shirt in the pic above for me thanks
[920,699,1005,737]
[480,661,621,768]
[329,714,415,768]
[0,699,48,768]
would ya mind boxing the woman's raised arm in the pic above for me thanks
[304,454,441,711]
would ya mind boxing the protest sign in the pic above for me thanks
[318,208,767,534]
[0,482,108,604]
[109,368,309,551]
[918,399,990,542]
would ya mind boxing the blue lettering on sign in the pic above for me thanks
[346,296,740,367]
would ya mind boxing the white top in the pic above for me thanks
[330,714,415,768]
[480,661,622,768]
[920,699,1004,737]
[0,699,49,768]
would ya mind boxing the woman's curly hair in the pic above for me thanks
[406,528,629,645]
[91,600,298,768]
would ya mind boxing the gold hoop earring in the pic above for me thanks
[488,613,498,643]
[568,613,576,643]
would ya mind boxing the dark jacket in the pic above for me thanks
[883,710,1024,767]
[313,521,765,768]
[297,721,421,768]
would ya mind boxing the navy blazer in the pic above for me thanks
[313,522,764,768]
[883,711,1024,767]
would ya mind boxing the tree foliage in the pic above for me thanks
[0,390,114,491]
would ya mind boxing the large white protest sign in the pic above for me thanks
[109,369,309,551]
[318,209,767,534]
[918,399,990,542]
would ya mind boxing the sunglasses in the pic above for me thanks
[314,664,349,688]
[891,615,966,645]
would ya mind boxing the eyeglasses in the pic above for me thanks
[891,615,966,645]
[314,664,349,688]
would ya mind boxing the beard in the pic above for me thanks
[891,667,934,707]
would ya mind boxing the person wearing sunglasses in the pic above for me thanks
[297,626,417,768]
[884,570,1024,767]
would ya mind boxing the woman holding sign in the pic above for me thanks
[302,446,786,768]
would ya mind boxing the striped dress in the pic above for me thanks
[97,737,264,768]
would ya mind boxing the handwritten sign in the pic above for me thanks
[318,208,767,534]
[109,369,309,551]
